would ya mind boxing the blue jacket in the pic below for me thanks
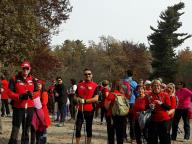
[124,77,138,104]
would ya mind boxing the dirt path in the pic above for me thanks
[0,117,192,144]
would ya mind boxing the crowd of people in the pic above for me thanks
[0,61,192,144]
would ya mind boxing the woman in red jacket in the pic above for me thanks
[132,84,146,144]
[31,80,51,144]
[146,79,171,144]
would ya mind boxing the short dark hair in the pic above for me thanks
[127,70,133,77]
[84,68,92,72]
[56,76,62,80]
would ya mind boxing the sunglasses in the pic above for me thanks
[22,67,29,70]
[84,73,92,76]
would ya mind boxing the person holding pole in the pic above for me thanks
[8,61,37,144]
[74,68,98,144]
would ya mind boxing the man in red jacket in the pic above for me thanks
[74,68,98,144]
[8,61,37,144]
[1,75,10,117]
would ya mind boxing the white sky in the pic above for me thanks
[51,0,192,50]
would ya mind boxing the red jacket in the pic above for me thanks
[8,75,36,108]
[146,92,171,122]
[169,95,177,118]
[77,81,97,111]
[1,79,9,99]
[33,91,51,128]
[132,96,146,120]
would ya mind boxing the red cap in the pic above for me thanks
[21,61,31,68]
[37,80,43,84]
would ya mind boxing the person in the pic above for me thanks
[68,79,77,120]
[1,75,10,117]
[54,77,68,126]
[100,80,110,124]
[74,68,98,144]
[171,81,192,144]
[0,81,3,134]
[164,83,177,143]
[31,80,51,144]
[124,70,138,141]
[132,84,146,144]
[47,80,56,116]
[104,80,128,144]
[8,61,38,144]
[144,80,152,95]
[146,79,171,144]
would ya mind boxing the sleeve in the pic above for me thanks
[33,78,38,92]
[160,93,171,110]
[41,92,48,106]
[8,78,19,100]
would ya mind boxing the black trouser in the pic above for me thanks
[113,115,127,144]
[8,107,34,144]
[147,120,171,144]
[134,120,142,144]
[100,107,105,123]
[75,110,94,138]
[58,102,66,122]
[68,94,76,119]
[105,116,115,144]
[171,109,190,140]
[1,99,10,116]
[48,96,55,114]
[31,126,47,144]
[128,103,135,140]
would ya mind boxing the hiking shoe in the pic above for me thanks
[56,123,64,127]
[183,139,189,144]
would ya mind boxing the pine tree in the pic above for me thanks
[148,2,191,83]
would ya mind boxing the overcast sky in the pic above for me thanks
[51,0,192,50]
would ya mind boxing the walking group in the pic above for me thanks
[0,61,192,144]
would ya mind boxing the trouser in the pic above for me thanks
[0,115,2,133]
[105,116,115,144]
[134,120,142,144]
[31,126,47,144]
[147,120,171,144]
[100,107,105,123]
[128,103,135,139]
[171,109,190,140]
[8,107,34,144]
[68,95,76,119]
[57,102,66,122]
[75,110,94,138]
[113,115,126,144]
[48,96,55,114]
[1,99,10,116]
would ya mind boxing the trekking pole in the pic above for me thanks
[82,104,87,144]
[23,102,28,143]
[72,105,79,144]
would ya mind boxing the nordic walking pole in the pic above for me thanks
[82,104,87,144]
[72,105,79,144]
[23,101,28,143]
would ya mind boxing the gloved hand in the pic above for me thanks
[77,98,85,104]
[26,91,33,99]
[19,93,29,100]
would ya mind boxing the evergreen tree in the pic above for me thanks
[148,2,191,82]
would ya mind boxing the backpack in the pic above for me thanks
[112,93,130,116]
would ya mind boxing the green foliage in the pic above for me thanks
[0,0,72,78]
[52,36,152,85]
[148,2,191,83]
